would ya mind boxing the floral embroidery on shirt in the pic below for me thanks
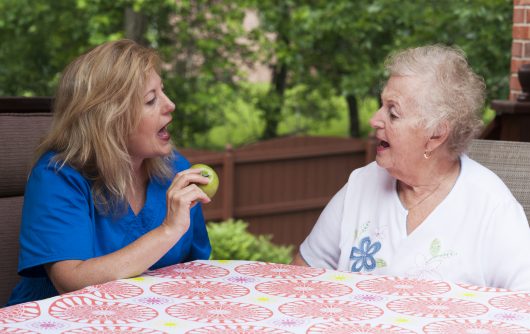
[407,238,457,280]
[350,236,382,272]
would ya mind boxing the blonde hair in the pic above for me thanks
[35,39,175,213]
[385,44,486,157]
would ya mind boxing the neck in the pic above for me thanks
[398,157,460,211]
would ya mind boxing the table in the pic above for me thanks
[1,260,529,333]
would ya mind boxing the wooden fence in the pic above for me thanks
[182,136,373,248]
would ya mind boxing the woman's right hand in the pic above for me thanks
[162,168,211,235]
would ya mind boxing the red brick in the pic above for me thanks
[515,0,530,5]
[511,74,522,91]
[513,42,523,57]
[511,59,527,72]
[513,26,530,39]
[514,8,525,23]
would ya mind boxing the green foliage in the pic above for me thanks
[206,219,294,264]
[0,0,513,146]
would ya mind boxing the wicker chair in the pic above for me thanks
[467,139,530,224]
[0,98,53,306]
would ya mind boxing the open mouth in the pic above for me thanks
[157,122,171,140]
[378,140,390,149]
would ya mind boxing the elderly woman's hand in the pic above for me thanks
[162,168,211,235]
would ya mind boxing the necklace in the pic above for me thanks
[398,163,459,211]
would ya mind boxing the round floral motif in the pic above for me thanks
[278,300,383,321]
[77,281,144,300]
[185,324,294,334]
[489,293,530,314]
[456,283,509,293]
[0,302,40,324]
[234,262,325,279]
[0,328,40,334]
[255,280,351,299]
[166,301,273,324]
[61,326,168,333]
[146,262,229,280]
[356,277,450,296]
[306,322,417,334]
[387,297,488,318]
[151,280,249,300]
[423,319,530,334]
[49,296,158,324]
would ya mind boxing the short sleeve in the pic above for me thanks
[299,185,346,269]
[18,154,95,277]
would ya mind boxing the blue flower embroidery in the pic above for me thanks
[349,236,381,272]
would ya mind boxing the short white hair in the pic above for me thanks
[385,44,486,157]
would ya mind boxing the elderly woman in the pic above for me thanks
[7,40,212,305]
[293,45,530,291]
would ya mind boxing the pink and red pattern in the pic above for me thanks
[49,296,157,324]
[0,302,40,324]
[61,326,168,333]
[278,300,383,321]
[456,283,510,293]
[76,281,144,300]
[387,297,488,318]
[306,322,417,334]
[185,324,294,334]
[255,280,351,299]
[146,262,229,280]
[356,277,450,296]
[489,293,530,314]
[150,280,249,300]
[423,319,530,334]
[235,262,325,279]
[0,328,39,334]
[166,301,273,324]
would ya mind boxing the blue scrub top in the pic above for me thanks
[7,151,211,306]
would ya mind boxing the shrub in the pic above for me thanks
[206,219,294,264]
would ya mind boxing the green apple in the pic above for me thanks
[191,163,219,199]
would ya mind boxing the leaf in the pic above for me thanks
[376,258,387,268]
[430,239,441,256]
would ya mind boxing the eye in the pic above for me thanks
[146,96,156,106]
[388,105,398,120]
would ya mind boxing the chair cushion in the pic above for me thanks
[0,112,52,197]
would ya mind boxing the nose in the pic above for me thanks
[369,107,384,129]
[162,93,175,113]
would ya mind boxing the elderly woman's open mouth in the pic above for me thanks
[377,140,390,152]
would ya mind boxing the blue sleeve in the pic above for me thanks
[18,153,95,277]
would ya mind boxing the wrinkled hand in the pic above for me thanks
[163,168,211,235]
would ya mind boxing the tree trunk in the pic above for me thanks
[261,63,288,140]
[346,94,360,138]
[124,7,147,45]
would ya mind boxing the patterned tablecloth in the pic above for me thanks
[1,260,529,333]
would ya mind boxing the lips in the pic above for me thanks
[157,121,172,141]
[376,139,390,153]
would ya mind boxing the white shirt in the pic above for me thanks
[300,155,530,291]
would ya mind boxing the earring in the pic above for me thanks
[423,151,431,159]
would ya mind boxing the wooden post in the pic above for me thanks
[222,144,234,220]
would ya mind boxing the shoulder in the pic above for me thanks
[459,154,517,202]
[30,151,89,187]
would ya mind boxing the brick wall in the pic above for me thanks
[511,0,530,100]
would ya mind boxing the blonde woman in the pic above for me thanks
[293,45,530,291]
[7,40,211,305]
